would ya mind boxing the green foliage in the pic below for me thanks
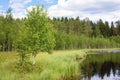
[52,17,120,50]
[54,31,66,50]
[15,61,33,73]
[26,5,55,54]
[116,21,120,35]
[83,18,93,37]
[0,9,19,51]
[0,7,120,52]
[109,36,120,47]
[13,5,56,66]
[14,21,31,66]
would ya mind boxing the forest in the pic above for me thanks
[0,8,120,52]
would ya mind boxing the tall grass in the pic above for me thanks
[0,50,86,80]
[35,50,86,80]
[0,52,18,80]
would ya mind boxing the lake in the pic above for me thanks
[80,51,120,80]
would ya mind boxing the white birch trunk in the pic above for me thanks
[33,52,36,65]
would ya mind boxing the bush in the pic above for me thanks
[15,61,33,73]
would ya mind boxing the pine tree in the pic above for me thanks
[110,22,117,36]
[116,21,120,35]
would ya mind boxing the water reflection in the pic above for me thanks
[81,52,120,80]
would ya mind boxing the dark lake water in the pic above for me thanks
[81,51,120,80]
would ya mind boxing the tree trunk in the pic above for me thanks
[33,52,36,65]
[2,42,5,52]
[8,40,10,51]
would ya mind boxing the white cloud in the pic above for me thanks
[48,0,120,22]
[9,0,32,18]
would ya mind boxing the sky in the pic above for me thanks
[0,0,120,22]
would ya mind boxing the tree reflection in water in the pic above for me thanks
[81,52,120,80]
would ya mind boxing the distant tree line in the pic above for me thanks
[0,9,120,52]
[52,17,120,49]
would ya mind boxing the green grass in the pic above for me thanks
[0,52,18,80]
[0,50,87,80]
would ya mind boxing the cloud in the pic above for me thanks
[9,0,32,18]
[48,0,120,22]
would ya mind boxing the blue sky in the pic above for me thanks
[0,0,56,10]
[0,0,120,22]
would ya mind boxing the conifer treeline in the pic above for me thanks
[0,13,120,51]
[52,17,120,49]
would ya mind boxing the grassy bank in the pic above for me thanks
[0,50,87,80]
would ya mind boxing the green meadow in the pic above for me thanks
[0,50,87,80]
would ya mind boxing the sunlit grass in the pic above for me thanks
[33,50,86,80]
[0,50,87,80]
[0,52,18,80]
